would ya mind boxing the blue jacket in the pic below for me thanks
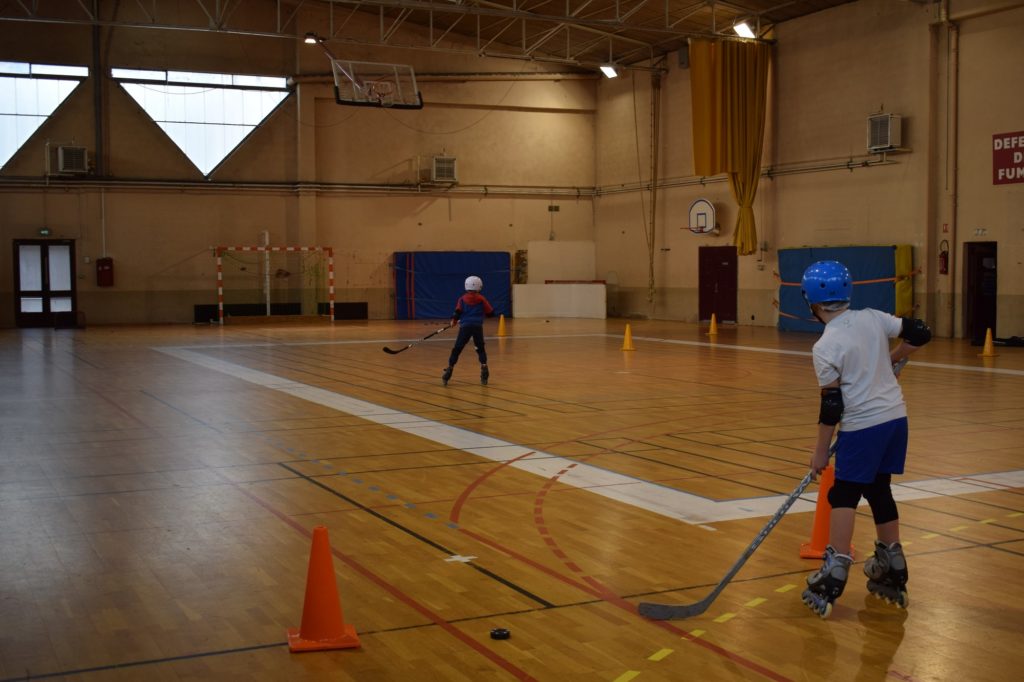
[452,292,494,326]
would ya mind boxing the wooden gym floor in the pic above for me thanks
[0,318,1022,681]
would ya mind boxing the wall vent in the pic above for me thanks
[57,145,89,173]
[431,156,457,183]
[867,114,901,152]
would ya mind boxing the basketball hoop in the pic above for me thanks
[366,81,395,108]
[326,57,423,109]
[687,198,716,235]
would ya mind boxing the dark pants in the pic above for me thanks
[448,324,487,367]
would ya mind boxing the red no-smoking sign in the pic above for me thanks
[993,131,1024,185]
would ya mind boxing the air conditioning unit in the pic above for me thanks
[867,113,901,152]
[430,156,457,183]
[57,145,89,173]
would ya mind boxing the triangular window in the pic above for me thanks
[112,68,289,176]
[0,62,88,169]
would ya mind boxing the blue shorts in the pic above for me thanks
[834,418,908,484]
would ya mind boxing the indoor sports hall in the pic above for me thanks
[1,1,1022,681]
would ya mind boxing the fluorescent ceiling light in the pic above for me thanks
[600,64,618,78]
[733,22,755,38]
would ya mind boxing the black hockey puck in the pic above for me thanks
[489,627,510,640]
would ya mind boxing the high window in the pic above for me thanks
[0,62,88,169]
[112,68,290,176]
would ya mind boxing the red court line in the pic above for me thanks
[236,485,537,681]
[446,449,794,681]
[449,450,537,524]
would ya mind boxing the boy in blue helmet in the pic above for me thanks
[799,260,932,618]
[442,275,495,386]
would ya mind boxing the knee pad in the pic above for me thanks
[863,474,899,525]
[827,478,864,509]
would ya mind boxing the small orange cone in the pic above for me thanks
[707,313,718,336]
[621,324,636,351]
[497,314,507,337]
[979,328,997,358]
[799,465,852,559]
[288,526,360,652]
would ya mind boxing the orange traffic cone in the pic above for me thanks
[621,324,636,351]
[979,328,997,358]
[287,526,360,652]
[799,466,853,560]
[497,314,507,337]
[707,314,718,336]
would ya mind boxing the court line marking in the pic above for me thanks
[627,335,1024,377]
[157,347,1024,525]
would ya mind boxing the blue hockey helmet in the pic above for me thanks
[801,260,852,305]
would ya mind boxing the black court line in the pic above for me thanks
[0,603,570,682]
[0,642,284,682]
[140,388,223,431]
[279,462,556,609]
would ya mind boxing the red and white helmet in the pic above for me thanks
[464,275,483,292]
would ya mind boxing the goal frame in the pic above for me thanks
[213,245,334,325]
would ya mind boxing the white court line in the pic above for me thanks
[629,335,1024,376]
[158,346,1024,525]
[169,332,1024,377]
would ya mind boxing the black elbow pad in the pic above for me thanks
[900,317,932,347]
[819,387,844,426]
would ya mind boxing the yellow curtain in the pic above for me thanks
[689,39,771,255]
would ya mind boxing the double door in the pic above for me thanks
[13,239,77,327]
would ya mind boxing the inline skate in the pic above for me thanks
[864,540,909,608]
[802,545,853,619]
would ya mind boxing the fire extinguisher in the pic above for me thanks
[938,240,949,275]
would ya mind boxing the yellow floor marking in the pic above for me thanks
[775,584,797,593]
[744,597,767,608]
[921,533,938,539]
[1009,512,1023,518]
[689,629,706,638]
[979,518,995,524]
[950,525,969,532]
[613,672,641,682]
[647,648,673,662]
[713,612,736,623]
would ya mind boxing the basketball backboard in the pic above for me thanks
[331,59,423,109]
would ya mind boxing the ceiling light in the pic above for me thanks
[733,22,755,39]
[600,64,618,79]
[304,32,320,44]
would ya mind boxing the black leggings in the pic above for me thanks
[828,473,899,525]
[448,325,487,367]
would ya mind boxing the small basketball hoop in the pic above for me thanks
[687,198,716,235]
[365,81,395,108]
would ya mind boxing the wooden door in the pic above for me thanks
[698,245,737,322]
[962,241,997,344]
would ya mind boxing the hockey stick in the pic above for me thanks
[382,324,453,355]
[638,469,816,620]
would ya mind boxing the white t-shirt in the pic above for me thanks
[812,308,906,432]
